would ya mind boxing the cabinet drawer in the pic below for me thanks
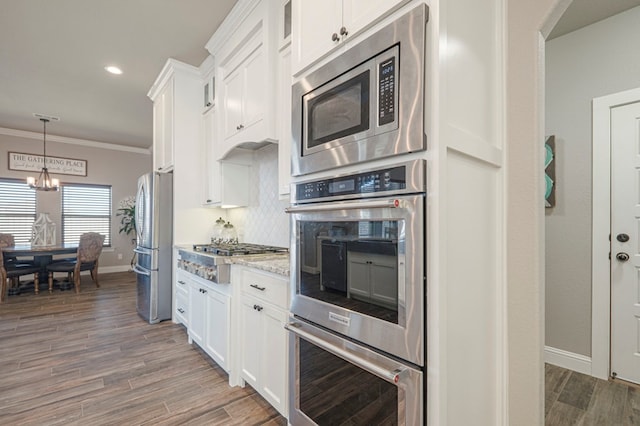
[176,271,190,296]
[241,268,288,309]
[175,291,188,325]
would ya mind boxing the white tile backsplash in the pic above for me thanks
[228,144,290,248]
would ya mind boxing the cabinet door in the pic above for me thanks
[260,305,288,416]
[291,0,343,74]
[222,66,243,141]
[277,45,292,198]
[188,282,206,346]
[205,289,230,371]
[202,108,221,205]
[347,252,371,299]
[369,255,398,308]
[161,80,174,169]
[240,295,261,388]
[342,0,406,40]
[242,44,266,131]
[152,100,163,170]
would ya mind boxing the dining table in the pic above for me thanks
[2,243,78,293]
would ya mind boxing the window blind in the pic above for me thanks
[0,178,37,243]
[62,184,111,245]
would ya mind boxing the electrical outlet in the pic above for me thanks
[117,253,123,260]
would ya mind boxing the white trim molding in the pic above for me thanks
[591,87,640,381]
[0,127,151,155]
[544,346,592,376]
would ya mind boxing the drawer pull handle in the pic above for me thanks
[250,284,266,291]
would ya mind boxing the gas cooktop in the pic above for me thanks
[192,243,288,256]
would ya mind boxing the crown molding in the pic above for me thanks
[0,127,151,155]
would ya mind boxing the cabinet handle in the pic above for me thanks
[178,280,186,285]
[206,199,212,203]
[206,102,212,107]
[331,32,339,42]
[339,26,348,37]
[253,304,263,312]
[178,308,185,314]
[250,284,266,291]
[236,124,245,130]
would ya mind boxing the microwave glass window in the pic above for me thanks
[298,338,398,425]
[307,71,370,148]
[297,220,400,324]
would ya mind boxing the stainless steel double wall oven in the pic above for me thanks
[287,159,427,425]
[287,5,428,424]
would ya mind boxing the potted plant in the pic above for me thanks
[116,196,136,267]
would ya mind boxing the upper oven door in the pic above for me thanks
[302,45,399,158]
[288,194,425,366]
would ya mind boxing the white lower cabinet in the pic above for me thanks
[175,269,189,326]
[236,266,289,418]
[183,269,231,373]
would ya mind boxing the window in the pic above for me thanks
[62,184,111,246]
[0,178,37,243]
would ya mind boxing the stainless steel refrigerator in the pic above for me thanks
[133,171,173,324]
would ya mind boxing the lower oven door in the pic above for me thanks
[288,193,425,366]
[286,319,423,425]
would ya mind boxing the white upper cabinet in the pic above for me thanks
[151,77,174,172]
[148,59,201,176]
[202,56,216,113]
[201,106,251,208]
[207,0,278,160]
[291,0,407,75]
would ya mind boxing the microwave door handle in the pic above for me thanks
[285,322,406,385]
[285,199,402,213]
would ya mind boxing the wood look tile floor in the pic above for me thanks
[0,272,286,426]
[546,363,640,425]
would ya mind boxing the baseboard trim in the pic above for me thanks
[96,265,132,274]
[544,346,592,375]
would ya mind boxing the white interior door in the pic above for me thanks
[611,100,640,384]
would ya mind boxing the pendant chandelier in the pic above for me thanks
[27,118,59,191]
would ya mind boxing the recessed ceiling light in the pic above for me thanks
[104,65,123,75]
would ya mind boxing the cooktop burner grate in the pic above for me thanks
[192,243,288,256]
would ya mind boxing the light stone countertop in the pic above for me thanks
[223,254,290,276]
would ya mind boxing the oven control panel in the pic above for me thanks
[295,165,408,201]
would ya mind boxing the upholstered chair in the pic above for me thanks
[46,232,105,293]
[0,249,41,303]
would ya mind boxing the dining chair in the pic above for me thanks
[0,249,41,303]
[46,232,105,293]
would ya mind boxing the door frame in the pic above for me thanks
[592,87,640,380]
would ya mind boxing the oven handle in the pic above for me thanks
[285,321,406,385]
[285,198,402,213]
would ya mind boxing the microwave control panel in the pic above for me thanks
[378,56,396,126]
[296,165,407,202]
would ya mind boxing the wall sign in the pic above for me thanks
[8,152,87,176]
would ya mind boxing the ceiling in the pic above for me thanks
[549,0,640,39]
[1,0,638,151]
[0,0,237,150]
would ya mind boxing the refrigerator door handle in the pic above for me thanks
[134,247,152,255]
[132,265,151,276]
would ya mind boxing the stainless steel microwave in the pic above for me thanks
[291,4,428,176]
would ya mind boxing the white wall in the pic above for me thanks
[0,130,151,270]
[545,6,640,357]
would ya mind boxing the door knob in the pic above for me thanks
[339,26,348,36]
[331,32,339,42]
[617,233,630,242]
[616,252,630,262]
